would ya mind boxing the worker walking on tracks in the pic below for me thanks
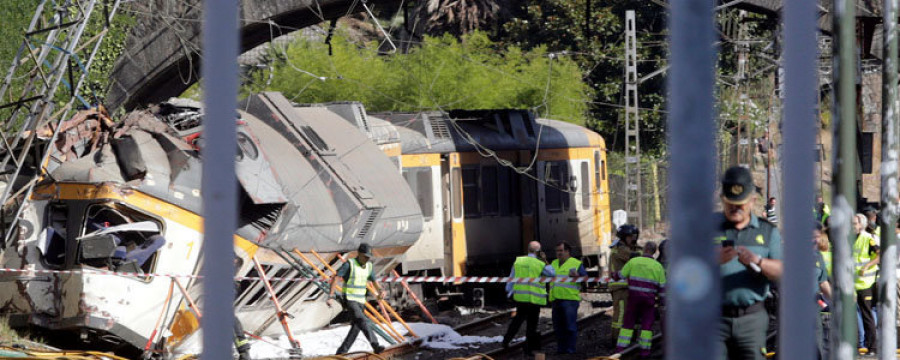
[503,241,555,356]
[327,243,386,355]
[716,166,782,360]
[550,242,587,355]
[609,224,641,342]
[614,241,665,357]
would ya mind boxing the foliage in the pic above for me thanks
[0,1,132,121]
[490,0,669,154]
[263,31,593,123]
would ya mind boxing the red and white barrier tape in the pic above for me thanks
[0,268,610,284]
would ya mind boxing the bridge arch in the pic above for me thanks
[107,0,385,110]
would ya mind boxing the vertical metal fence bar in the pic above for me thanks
[829,0,858,358]
[665,0,719,359]
[200,0,239,358]
[779,0,818,358]
[878,0,900,357]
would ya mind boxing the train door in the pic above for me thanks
[519,150,537,250]
[537,160,570,245]
[593,150,610,247]
[443,153,467,277]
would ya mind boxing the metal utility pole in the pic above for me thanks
[829,0,858,358]
[0,0,121,244]
[666,0,719,359]
[200,0,239,358]
[623,10,643,229]
[735,10,751,168]
[877,0,900,357]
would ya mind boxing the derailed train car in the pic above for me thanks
[367,109,613,283]
[0,92,423,355]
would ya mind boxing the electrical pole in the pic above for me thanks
[736,10,750,168]
[624,10,643,229]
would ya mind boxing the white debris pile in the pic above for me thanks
[247,322,503,358]
[406,322,503,350]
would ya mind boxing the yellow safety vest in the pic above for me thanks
[853,232,878,290]
[343,258,372,304]
[512,256,548,306]
[550,258,582,302]
[820,250,832,277]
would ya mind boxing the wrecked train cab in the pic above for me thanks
[0,92,423,355]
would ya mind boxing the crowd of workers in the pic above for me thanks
[277,164,898,359]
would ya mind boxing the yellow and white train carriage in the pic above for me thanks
[374,109,613,283]
[0,92,424,356]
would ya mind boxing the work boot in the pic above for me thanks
[372,344,385,353]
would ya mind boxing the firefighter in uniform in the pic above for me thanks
[550,242,587,354]
[609,224,641,341]
[503,241,555,356]
[615,241,665,357]
[852,213,879,354]
[327,243,386,355]
[716,166,783,360]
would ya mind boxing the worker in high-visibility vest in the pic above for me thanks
[609,224,641,342]
[327,243,386,355]
[852,213,879,355]
[550,242,587,355]
[615,241,665,357]
[815,195,830,225]
[502,241,555,356]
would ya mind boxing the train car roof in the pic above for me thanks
[374,110,602,155]
[45,93,422,253]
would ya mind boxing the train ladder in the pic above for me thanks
[0,0,122,246]
[250,256,303,353]
[276,250,400,345]
[313,249,419,338]
[290,249,406,343]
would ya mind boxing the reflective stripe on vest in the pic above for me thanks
[550,258,582,301]
[343,258,372,303]
[512,256,548,306]
[853,232,878,290]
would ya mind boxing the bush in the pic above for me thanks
[264,31,593,124]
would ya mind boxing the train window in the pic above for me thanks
[402,168,434,220]
[462,167,480,218]
[594,152,602,190]
[601,159,607,181]
[498,167,519,216]
[81,204,166,279]
[545,163,563,213]
[451,168,463,219]
[581,161,591,210]
[39,204,68,268]
[416,169,434,220]
[481,166,499,215]
[521,175,535,215]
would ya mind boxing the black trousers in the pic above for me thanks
[857,286,877,349]
[336,300,380,354]
[504,302,542,353]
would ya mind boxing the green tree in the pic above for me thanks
[263,31,593,124]
[492,0,669,154]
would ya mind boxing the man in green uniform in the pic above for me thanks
[550,242,587,354]
[716,166,783,360]
[503,241,555,356]
[327,243,386,355]
[609,224,641,341]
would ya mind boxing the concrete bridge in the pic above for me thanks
[106,0,394,111]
